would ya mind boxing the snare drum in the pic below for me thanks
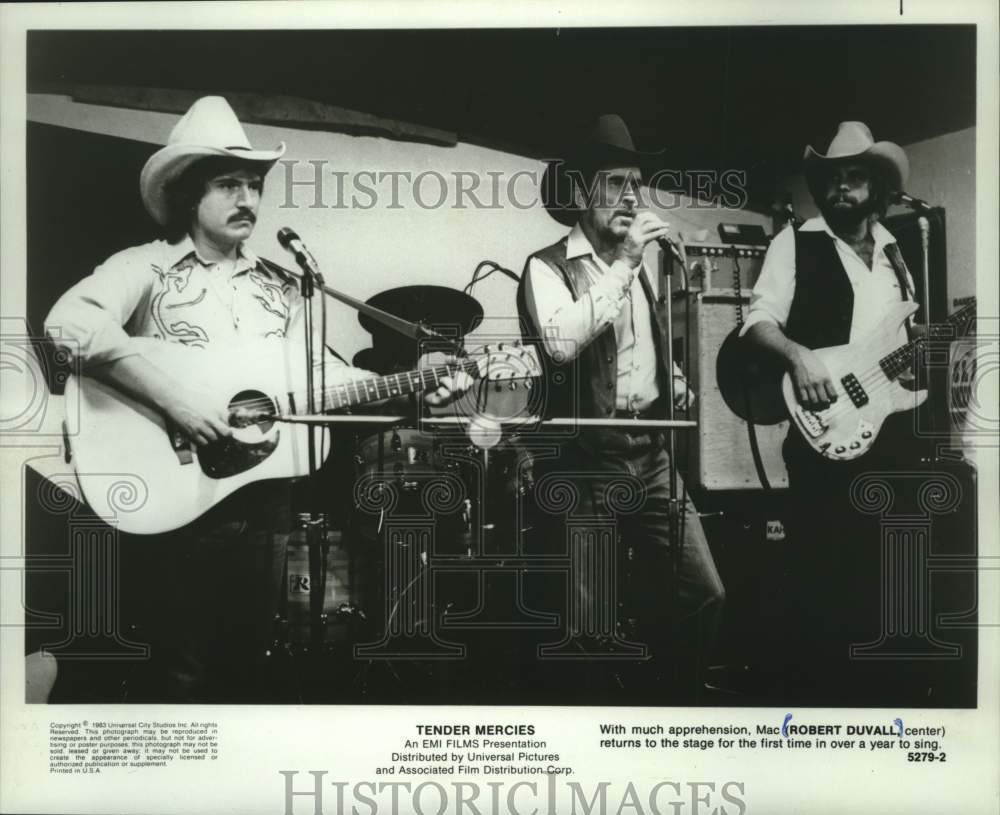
[356,428,438,491]
[353,428,464,540]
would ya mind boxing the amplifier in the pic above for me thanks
[674,291,789,491]
[683,242,767,292]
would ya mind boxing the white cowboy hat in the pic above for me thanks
[140,96,286,225]
[803,121,909,190]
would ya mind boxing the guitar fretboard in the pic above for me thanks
[300,358,481,412]
[879,301,976,379]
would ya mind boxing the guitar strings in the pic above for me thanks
[808,352,924,423]
[225,358,482,418]
[799,306,975,428]
[812,325,959,422]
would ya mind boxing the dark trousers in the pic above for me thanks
[781,413,922,702]
[125,483,290,703]
[533,428,725,690]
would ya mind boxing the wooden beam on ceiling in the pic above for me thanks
[34,83,459,147]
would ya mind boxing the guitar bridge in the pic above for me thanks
[165,421,194,465]
[793,405,827,439]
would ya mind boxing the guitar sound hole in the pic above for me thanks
[197,390,280,479]
[229,389,277,430]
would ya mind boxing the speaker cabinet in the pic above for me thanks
[674,291,789,491]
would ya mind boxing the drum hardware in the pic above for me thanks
[275,517,366,653]
[278,414,697,657]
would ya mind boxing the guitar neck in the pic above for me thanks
[879,301,976,379]
[296,358,480,413]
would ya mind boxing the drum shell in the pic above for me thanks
[283,530,363,644]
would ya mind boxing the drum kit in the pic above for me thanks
[278,284,541,653]
[276,277,694,688]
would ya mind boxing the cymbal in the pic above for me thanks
[359,285,483,339]
[352,347,403,375]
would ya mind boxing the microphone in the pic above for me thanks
[892,191,934,212]
[277,227,324,284]
[784,201,803,228]
[656,235,686,265]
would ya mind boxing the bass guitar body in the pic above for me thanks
[781,300,927,461]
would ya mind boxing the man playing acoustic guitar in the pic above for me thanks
[741,122,922,702]
[44,97,468,701]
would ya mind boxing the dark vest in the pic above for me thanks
[784,227,911,349]
[516,236,672,419]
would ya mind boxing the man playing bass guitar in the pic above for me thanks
[740,121,924,702]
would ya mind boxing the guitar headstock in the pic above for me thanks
[467,340,542,388]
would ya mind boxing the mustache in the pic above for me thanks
[228,210,257,224]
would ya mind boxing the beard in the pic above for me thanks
[819,194,879,231]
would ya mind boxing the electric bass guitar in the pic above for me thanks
[62,338,539,534]
[718,298,976,461]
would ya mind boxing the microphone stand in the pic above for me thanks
[657,240,690,696]
[272,262,464,357]
[269,254,467,651]
[916,214,938,445]
[293,266,332,652]
[918,215,932,334]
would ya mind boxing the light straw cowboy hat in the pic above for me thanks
[542,113,665,226]
[803,121,909,191]
[140,96,286,225]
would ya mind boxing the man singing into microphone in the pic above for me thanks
[44,96,467,701]
[518,115,725,700]
[741,121,919,701]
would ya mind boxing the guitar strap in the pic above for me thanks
[883,241,916,341]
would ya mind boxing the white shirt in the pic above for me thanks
[524,223,667,413]
[45,235,371,379]
[742,215,914,344]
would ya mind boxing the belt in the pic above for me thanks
[613,409,658,421]
[611,409,663,438]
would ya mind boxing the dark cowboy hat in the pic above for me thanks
[803,121,909,192]
[541,114,665,226]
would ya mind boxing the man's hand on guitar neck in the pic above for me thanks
[423,372,474,407]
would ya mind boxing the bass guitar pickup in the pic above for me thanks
[840,372,869,408]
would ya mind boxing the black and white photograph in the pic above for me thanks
[1,2,997,814]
